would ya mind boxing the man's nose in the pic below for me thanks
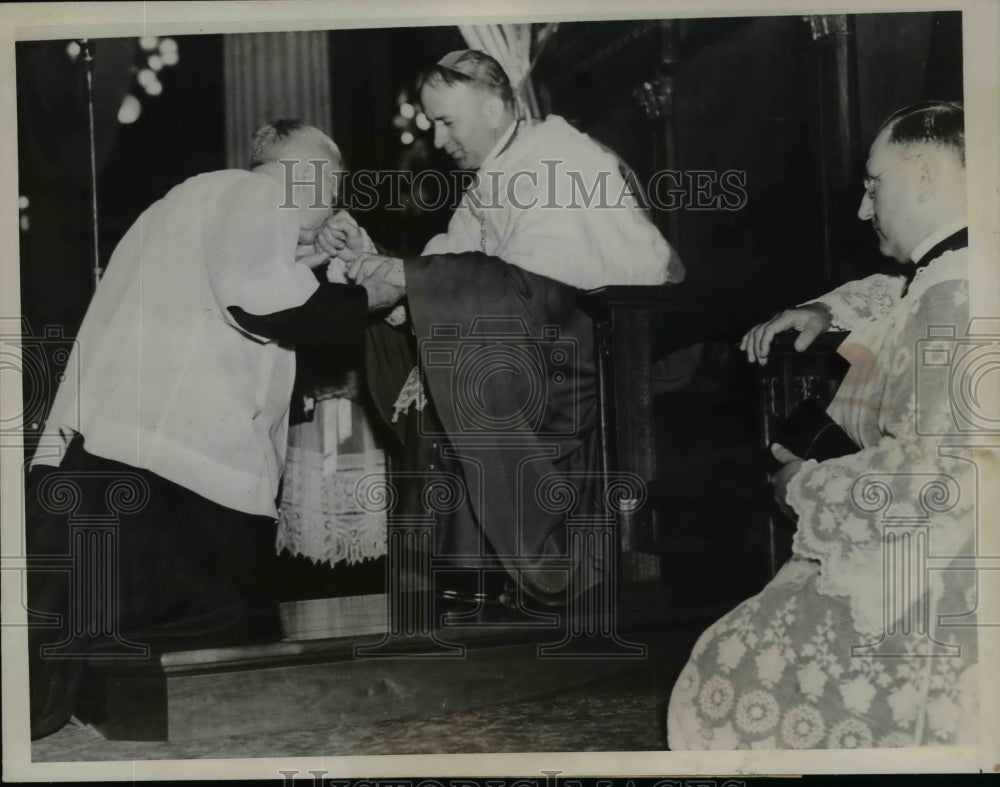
[857,190,874,221]
[433,125,448,149]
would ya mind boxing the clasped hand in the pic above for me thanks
[295,210,365,276]
[315,210,367,262]
[340,252,406,311]
[298,211,406,311]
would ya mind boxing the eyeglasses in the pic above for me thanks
[863,153,923,199]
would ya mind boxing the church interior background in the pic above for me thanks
[15,12,964,758]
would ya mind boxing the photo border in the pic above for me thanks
[2,0,997,780]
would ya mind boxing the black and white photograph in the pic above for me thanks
[1,0,998,780]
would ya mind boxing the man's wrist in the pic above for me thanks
[385,258,406,288]
[805,302,832,320]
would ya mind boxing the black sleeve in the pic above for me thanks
[227,282,368,357]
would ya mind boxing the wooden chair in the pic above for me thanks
[580,284,849,605]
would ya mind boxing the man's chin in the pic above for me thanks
[880,241,909,263]
[450,153,478,170]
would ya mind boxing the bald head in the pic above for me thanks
[858,101,966,262]
[250,119,341,169]
[250,119,343,242]
[879,100,965,167]
[419,49,516,108]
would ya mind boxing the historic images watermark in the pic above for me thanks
[350,465,649,660]
[347,317,648,659]
[1,317,78,439]
[846,318,1000,658]
[277,159,749,213]
[25,470,152,660]
[2,318,149,660]
[418,318,580,438]
[4,311,645,662]
[914,318,1000,436]
[10,305,999,671]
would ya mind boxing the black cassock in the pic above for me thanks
[365,252,604,604]
[26,282,367,740]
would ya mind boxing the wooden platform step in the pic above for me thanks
[76,594,653,741]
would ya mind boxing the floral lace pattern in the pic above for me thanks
[791,254,974,638]
[668,559,977,749]
[806,273,905,331]
[277,397,387,567]
[668,251,978,750]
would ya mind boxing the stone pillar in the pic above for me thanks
[222,31,333,168]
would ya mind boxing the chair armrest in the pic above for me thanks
[756,329,851,444]
[579,282,785,355]
[580,282,779,558]
[766,329,849,357]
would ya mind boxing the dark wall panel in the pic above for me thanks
[673,17,821,301]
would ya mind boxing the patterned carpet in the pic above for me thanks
[31,669,670,761]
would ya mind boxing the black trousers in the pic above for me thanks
[26,437,280,739]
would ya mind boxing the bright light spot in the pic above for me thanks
[117,94,142,124]
[161,49,179,67]
[137,68,156,87]
[399,102,415,120]
[139,36,159,52]
[19,195,29,210]
[144,78,163,96]
[21,215,30,232]
[148,54,163,71]
[158,37,178,56]
[400,131,414,145]
[415,113,431,131]
[66,41,81,59]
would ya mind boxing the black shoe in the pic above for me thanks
[435,569,506,606]
[438,587,494,605]
[497,581,567,624]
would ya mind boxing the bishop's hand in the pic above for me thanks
[316,210,367,263]
[348,252,406,312]
[740,303,833,365]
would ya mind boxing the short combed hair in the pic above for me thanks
[880,100,965,166]
[249,118,341,168]
[419,49,515,106]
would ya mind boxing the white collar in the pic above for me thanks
[909,216,968,263]
[479,119,519,170]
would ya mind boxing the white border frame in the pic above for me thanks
[2,0,997,780]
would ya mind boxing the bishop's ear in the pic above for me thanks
[481,94,505,128]
[914,154,937,203]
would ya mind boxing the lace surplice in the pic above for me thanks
[805,272,906,331]
[277,396,388,568]
[668,251,979,750]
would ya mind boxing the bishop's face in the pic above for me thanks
[420,80,501,170]
[857,130,924,262]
